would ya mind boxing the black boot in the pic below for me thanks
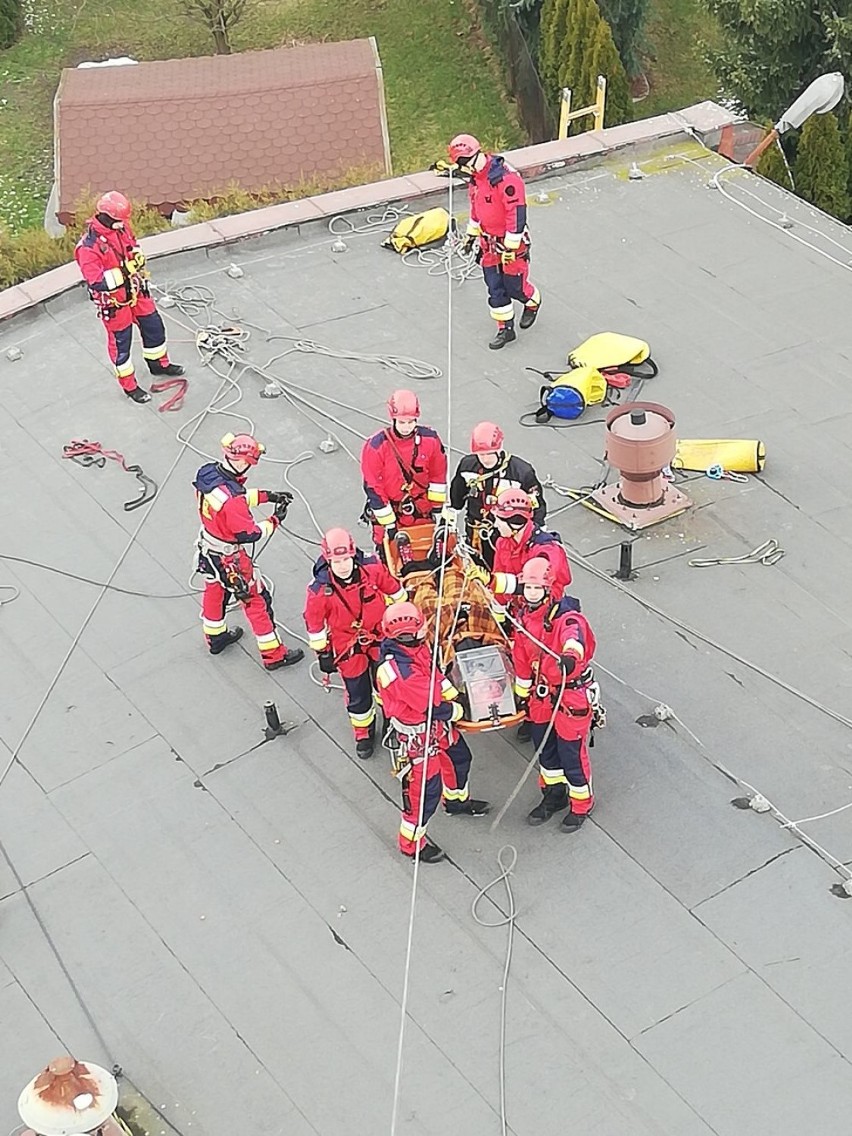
[445,799,490,816]
[264,647,305,671]
[208,627,244,655]
[403,842,445,864]
[517,719,532,743]
[125,385,151,403]
[561,809,591,832]
[355,733,375,759]
[147,361,185,376]
[489,321,517,350]
[519,299,541,330]
[527,787,568,826]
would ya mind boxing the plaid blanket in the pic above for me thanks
[404,562,498,666]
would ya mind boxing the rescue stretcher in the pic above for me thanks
[386,521,525,733]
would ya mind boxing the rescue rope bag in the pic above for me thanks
[533,332,658,422]
[382,208,451,254]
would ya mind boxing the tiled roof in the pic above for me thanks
[55,39,390,222]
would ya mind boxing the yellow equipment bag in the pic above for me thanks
[673,439,766,474]
[568,332,656,375]
[382,208,450,253]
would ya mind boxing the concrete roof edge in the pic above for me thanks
[0,101,737,323]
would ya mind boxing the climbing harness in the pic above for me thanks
[61,439,158,511]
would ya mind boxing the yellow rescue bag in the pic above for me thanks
[382,208,450,253]
[673,439,766,473]
[568,332,655,373]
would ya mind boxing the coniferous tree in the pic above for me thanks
[0,0,23,49]
[598,0,649,77]
[794,112,849,219]
[755,137,794,192]
[705,0,852,121]
[563,0,597,111]
[539,0,572,110]
[587,15,633,125]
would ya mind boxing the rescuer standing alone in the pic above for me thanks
[74,191,183,403]
[447,134,542,350]
[194,433,304,671]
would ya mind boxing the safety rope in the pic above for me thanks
[328,207,412,236]
[471,845,518,1136]
[61,439,158,511]
[688,538,786,568]
[390,170,457,1136]
[150,375,189,412]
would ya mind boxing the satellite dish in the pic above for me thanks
[776,73,845,133]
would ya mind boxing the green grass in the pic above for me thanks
[639,0,719,117]
[0,0,522,232]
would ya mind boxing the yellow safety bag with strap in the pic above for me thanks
[382,208,450,254]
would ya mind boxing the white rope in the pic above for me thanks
[471,845,518,1136]
[328,207,412,236]
[389,171,456,1136]
[0,370,232,795]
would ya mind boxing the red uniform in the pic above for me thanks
[465,155,540,328]
[513,598,597,816]
[75,216,175,393]
[492,524,572,607]
[303,553,405,741]
[194,461,289,666]
[376,641,473,855]
[360,426,448,545]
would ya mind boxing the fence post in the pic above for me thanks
[593,74,607,131]
[558,87,573,140]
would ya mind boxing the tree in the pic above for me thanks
[588,15,633,125]
[705,0,852,121]
[794,112,849,218]
[755,136,795,191]
[179,0,251,54]
[0,0,23,50]
[597,0,649,77]
[539,0,572,109]
[563,0,598,110]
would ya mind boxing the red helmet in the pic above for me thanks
[221,432,264,466]
[96,191,132,222]
[519,556,554,589]
[471,421,504,454]
[448,134,481,163]
[321,527,356,560]
[493,487,533,519]
[387,389,420,419]
[382,601,425,639]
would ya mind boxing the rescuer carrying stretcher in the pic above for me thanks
[447,421,546,568]
[376,601,490,864]
[303,527,406,759]
[512,558,604,830]
[194,433,304,671]
[360,390,448,554]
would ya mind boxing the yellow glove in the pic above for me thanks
[125,247,146,274]
[450,701,465,722]
[465,561,490,585]
[500,249,517,266]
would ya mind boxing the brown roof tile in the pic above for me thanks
[56,39,390,217]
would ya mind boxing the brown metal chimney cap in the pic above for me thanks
[606,401,675,440]
[18,1058,118,1136]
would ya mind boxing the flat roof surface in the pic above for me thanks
[3,143,852,1136]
